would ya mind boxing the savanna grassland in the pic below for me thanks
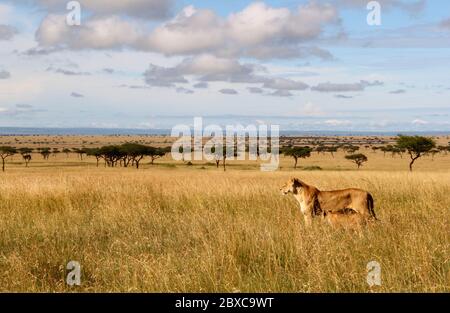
[0,135,449,292]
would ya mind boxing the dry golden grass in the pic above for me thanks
[0,152,449,292]
[0,136,449,292]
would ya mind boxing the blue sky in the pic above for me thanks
[0,0,449,131]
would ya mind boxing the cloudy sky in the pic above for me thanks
[0,0,449,131]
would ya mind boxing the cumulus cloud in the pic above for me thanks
[311,80,383,92]
[0,70,11,79]
[33,2,340,60]
[12,0,173,19]
[36,14,141,50]
[143,6,225,55]
[219,88,238,95]
[144,2,339,59]
[0,24,17,40]
[227,2,338,45]
[143,64,189,87]
[143,54,266,88]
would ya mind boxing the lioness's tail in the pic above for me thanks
[367,193,379,221]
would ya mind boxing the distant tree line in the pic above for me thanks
[280,135,442,171]
[0,143,171,172]
[85,143,170,169]
[0,135,446,172]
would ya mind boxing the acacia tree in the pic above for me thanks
[315,145,326,155]
[120,143,151,169]
[98,145,124,167]
[326,146,337,157]
[147,146,169,166]
[62,148,71,158]
[283,146,312,169]
[52,148,60,158]
[18,147,33,167]
[346,145,360,154]
[345,153,368,169]
[73,148,87,160]
[0,146,17,172]
[396,135,436,171]
[86,148,102,167]
[39,147,51,160]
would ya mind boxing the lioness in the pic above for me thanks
[280,177,378,227]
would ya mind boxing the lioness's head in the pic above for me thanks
[280,177,303,195]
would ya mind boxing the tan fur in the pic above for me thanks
[280,177,378,227]
[323,209,366,230]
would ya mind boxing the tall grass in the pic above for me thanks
[0,168,448,292]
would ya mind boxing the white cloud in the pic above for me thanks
[33,2,340,60]
[35,14,68,46]
[226,3,290,47]
[36,14,141,49]
[143,6,225,55]
[12,0,173,19]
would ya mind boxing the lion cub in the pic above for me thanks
[323,209,367,230]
